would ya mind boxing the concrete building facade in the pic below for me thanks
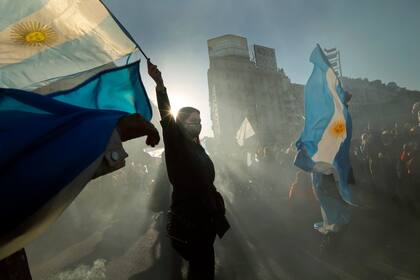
[207,34,303,153]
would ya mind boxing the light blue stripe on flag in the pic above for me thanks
[50,61,153,121]
[0,90,127,259]
[0,0,48,30]
[0,61,152,121]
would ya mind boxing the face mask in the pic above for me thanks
[183,123,202,138]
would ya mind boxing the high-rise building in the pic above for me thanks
[207,34,303,152]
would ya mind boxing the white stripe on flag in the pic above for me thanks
[312,68,346,164]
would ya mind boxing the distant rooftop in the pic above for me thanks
[207,34,250,59]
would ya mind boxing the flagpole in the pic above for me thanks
[98,0,150,61]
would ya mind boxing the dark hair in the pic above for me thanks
[176,107,200,124]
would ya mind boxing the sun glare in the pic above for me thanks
[169,95,187,118]
[171,108,179,118]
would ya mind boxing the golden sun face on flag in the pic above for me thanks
[10,22,57,47]
[330,120,346,138]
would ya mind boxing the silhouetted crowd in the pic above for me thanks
[351,102,420,214]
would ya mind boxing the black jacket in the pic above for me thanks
[156,87,229,237]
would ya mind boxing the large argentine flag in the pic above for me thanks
[0,62,152,260]
[0,0,137,90]
[294,44,353,205]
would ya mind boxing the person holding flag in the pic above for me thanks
[294,44,356,253]
[148,60,230,280]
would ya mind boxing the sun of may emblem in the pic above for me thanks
[10,21,57,47]
[330,120,346,138]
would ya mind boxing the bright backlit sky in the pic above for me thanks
[105,0,420,136]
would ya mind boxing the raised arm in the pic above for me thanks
[147,60,172,121]
[147,59,182,151]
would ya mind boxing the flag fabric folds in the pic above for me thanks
[294,44,355,231]
[0,62,152,259]
[50,62,152,120]
[0,0,137,90]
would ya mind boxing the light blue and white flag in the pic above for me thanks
[0,0,137,90]
[294,44,354,206]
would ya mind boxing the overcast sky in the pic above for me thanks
[104,0,420,136]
